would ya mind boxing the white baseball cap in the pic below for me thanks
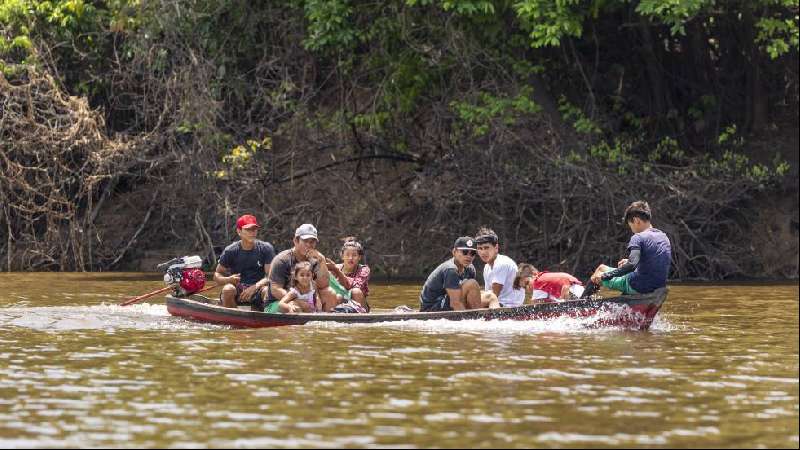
[294,223,318,240]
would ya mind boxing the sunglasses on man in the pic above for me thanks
[459,249,477,257]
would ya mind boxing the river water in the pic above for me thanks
[0,273,797,448]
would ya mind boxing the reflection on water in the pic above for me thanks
[0,273,797,448]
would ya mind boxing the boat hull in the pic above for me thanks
[166,287,667,330]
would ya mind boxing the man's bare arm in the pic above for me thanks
[214,264,239,285]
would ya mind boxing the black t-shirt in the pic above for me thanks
[419,258,476,308]
[218,240,275,285]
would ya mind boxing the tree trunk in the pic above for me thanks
[742,5,769,132]
[527,74,582,154]
[638,17,666,116]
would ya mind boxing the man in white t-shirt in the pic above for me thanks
[474,227,517,308]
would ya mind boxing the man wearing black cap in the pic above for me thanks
[419,237,484,311]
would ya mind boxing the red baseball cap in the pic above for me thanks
[236,214,260,230]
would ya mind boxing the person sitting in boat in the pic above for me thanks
[325,236,371,312]
[267,223,340,312]
[584,200,672,297]
[269,261,321,313]
[474,227,514,308]
[419,236,485,311]
[214,214,275,310]
[508,263,535,306]
[529,266,584,302]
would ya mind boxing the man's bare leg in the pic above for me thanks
[591,264,612,281]
[580,264,612,299]
[220,284,238,308]
[461,279,482,309]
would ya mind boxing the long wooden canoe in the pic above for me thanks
[166,287,667,330]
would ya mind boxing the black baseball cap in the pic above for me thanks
[475,232,499,245]
[453,236,477,251]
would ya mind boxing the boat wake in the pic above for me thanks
[2,302,678,333]
[312,308,676,334]
[0,302,225,331]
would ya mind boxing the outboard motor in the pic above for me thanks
[157,255,206,297]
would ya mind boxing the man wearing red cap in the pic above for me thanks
[214,214,276,309]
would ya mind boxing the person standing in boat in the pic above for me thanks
[584,200,672,297]
[214,214,276,310]
[325,237,371,312]
[474,227,514,308]
[419,237,484,311]
[267,223,340,312]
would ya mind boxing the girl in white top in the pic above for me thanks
[278,261,320,313]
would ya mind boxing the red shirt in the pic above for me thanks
[531,272,581,300]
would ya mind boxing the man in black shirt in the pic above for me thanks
[214,214,275,310]
[419,237,482,311]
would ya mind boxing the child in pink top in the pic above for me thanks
[326,237,371,312]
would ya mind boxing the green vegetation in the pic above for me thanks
[1,0,798,278]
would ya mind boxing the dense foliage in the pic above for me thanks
[1,0,798,279]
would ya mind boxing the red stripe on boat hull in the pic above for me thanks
[166,287,667,330]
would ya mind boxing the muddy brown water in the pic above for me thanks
[0,273,797,448]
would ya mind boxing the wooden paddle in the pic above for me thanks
[120,283,219,307]
[120,285,174,306]
[193,283,218,295]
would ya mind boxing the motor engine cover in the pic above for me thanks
[179,268,206,294]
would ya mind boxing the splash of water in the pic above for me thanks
[2,302,677,334]
[312,308,675,334]
[0,302,223,331]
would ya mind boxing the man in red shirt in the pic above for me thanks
[530,268,584,302]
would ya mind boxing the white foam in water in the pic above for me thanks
[311,309,674,335]
[649,313,682,333]
[0,302,225,331]
[1,301,676,334]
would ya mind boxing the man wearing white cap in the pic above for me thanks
[266,223,340,312]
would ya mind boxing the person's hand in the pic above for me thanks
[325,257,337,271]
[240,283,257,301]
[591,273,603,285]
[288,304,300,314]
[307,249,326,262]
[228,274,241,286]
[617,258,628,268]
